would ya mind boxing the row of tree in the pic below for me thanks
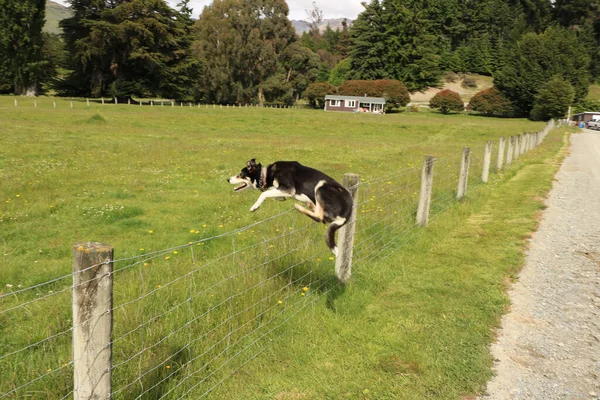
[0,0,598,118]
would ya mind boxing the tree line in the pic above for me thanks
[0,0,598,119]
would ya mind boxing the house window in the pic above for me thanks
[347,100,356,108]
[331,100,341,107]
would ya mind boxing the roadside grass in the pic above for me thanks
[0,95,562,398]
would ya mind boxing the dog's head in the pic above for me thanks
[227,159,262,192]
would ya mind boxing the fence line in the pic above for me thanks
[0,119,560,399]
[9,97,301,110]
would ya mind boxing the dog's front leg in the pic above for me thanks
[250,189,292,212]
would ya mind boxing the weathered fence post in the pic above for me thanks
[34,99,37,108]
[506,136,514,165]
[520,133,527,154]
[497,136,506,170]
[14,98,17,108]
[457,147,471,200]
[73,242,113,400]
[416,156,435,226]
[86,98,90,107]
[482,140,493,183]
[335,173,360,284]
[513,135,521,160]
[101,97,104,105]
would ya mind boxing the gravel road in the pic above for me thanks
[481,129,600,399]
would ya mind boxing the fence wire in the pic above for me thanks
[0,121,559,399]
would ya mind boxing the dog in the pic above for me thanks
[228,159,353,256]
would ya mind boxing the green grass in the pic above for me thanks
[0,96,567,399]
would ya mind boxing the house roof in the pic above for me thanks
[572,111,600,116]
[325,95,386,104]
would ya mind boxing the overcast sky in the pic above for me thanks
[53,1,365,20]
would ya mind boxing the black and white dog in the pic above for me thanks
[228,159,353,256]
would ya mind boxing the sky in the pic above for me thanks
[52,1,365,20]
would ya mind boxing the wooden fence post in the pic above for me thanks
[73,242,113,400]
[101,97,104,105]
[457,147,471,200]
[335,173,360,284]
[513,134,521,160]
[497,136,505,170]
[482,140,493,183]
[506,136,514,165]
[520,133,527,154]
[416,156,435,226]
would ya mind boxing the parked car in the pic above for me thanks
[587,119,600,130]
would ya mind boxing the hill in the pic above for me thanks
[43,0,72,35]
[291,18,352,35]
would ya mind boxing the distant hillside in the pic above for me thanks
[44,1,72,35]
[291,18,353,35]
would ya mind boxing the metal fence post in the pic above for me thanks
[457,147,471,200]
[335,173,360,284]
[73,242,113,400]
[416,155,435,226]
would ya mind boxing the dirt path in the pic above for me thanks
[481,129,600,399]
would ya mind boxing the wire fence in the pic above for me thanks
[0,120,559,399]
[8,96,299,110]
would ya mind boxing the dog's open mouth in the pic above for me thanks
[234,182,247,191]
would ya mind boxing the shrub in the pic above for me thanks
[338,79,410,111]
[442,71,459,83]
[530,76,575,121]
[305,82,337,108]
[468,87,514,116]
[429,89,464,113]
[461,76,477,89]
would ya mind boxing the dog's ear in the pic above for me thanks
[246,159,258,173]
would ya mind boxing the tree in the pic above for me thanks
[494,26,591,116]
[193,0,298,105]
[530,76,575,120]
[468,87,513,116]
[429,89,464,113]
[305,81,336,108]
[348,0,390,80]
[0,0,47,95]
[60,0,199,99]
[381,0,442,91]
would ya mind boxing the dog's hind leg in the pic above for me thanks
[294,202,324,223]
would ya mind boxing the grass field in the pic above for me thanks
[0,96,568,399]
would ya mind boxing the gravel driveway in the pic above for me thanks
[481,129,600,399]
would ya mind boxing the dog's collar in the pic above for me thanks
[258,167,267,191]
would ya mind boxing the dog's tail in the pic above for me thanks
[326,217,348,257]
